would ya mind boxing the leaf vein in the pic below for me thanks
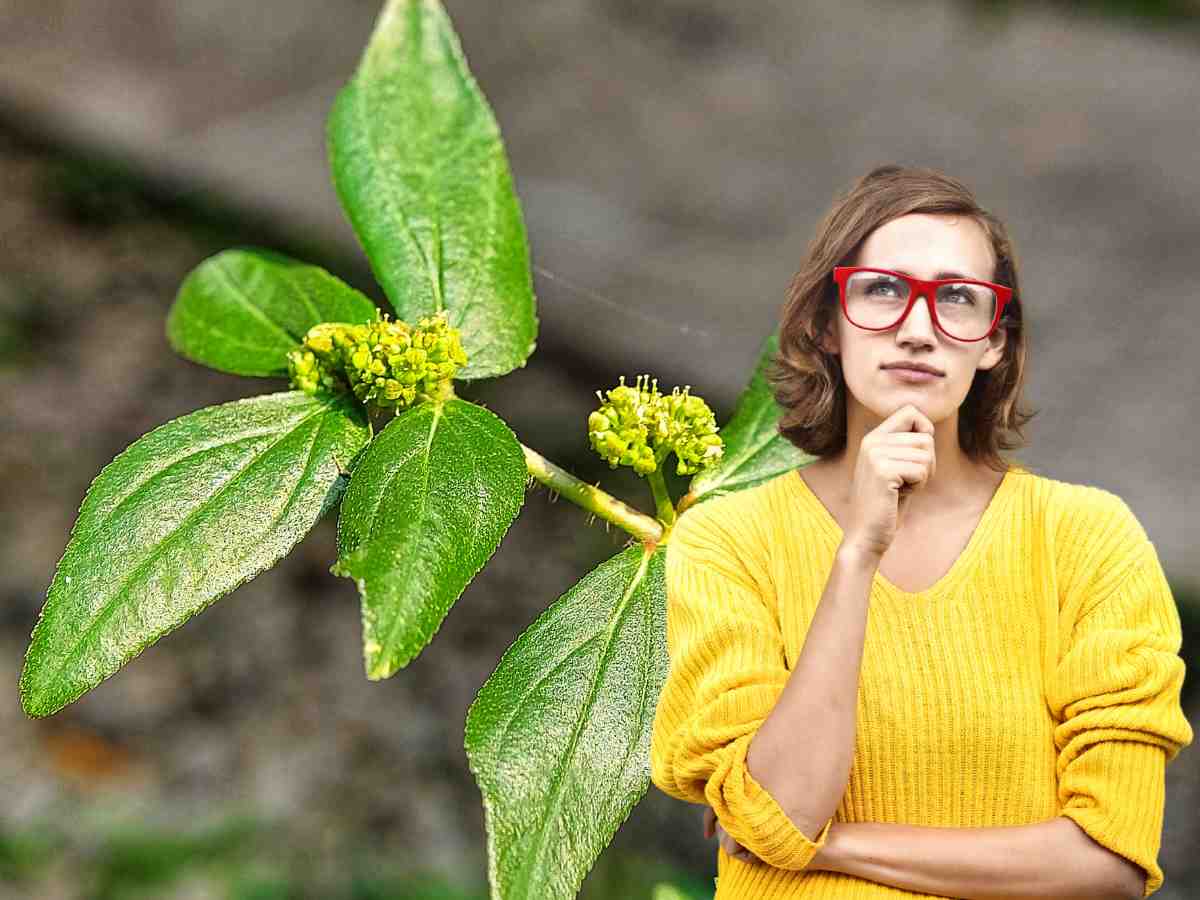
[173,304,290,358]
[210,256,298,345]
[354,81,439,313]
[92,407,313,525]
[516,552,653,888]
[277,266,325,329]
[49,406,327,685]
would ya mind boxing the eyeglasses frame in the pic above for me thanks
[831,266,1014,342]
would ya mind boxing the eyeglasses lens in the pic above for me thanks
[843,271,996,340]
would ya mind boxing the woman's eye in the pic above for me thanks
[867,280,899,296]
[941,287,975,305]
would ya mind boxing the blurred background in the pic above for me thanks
[2,0,1199,897]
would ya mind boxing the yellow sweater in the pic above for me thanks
[649,464,1193,898]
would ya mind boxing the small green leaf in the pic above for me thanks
[651,884,697,900]
[332,397,527,679]
[328,0,538,380]
[166,247,380,377]
[687,329,814,501]
[465,545,669,900]
[20,391,371,718]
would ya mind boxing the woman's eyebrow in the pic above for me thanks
[887,267,982,281]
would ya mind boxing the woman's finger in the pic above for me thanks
[724,839,753,862]
[716,823,755,862]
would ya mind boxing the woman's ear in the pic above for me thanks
[976,324,1007,371]
[817,318,839,356]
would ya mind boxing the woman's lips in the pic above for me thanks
[884,367,942,383]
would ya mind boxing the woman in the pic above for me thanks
[649,165,1193,899]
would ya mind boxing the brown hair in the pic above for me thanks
[766,164,1038,474]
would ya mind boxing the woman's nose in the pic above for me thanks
[896,293,938,341]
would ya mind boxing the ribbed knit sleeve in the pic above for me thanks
[1046,536,1194,898]
[649,501,833,872]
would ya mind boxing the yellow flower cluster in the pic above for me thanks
[588,374,724,477]
[287,310,468,412]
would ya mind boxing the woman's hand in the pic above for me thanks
[703,806,758,862]
[842,403,937,558]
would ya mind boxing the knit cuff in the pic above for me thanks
[1059,740,1169,897]
[711,732,834,871]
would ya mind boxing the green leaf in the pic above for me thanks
[332,397,527,679]
[328,0,538,380]
[465,545,668,900]
[19,391,371,718]
[687,329,814,502]
[651,885,698,900]
[166,247,380,377]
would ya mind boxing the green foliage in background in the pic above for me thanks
[0,816,714,900]
[964,0,1200,26]
[17,2,809,898]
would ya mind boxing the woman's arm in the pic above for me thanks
[744,541,878,837]
[814,817,1144,900]
[650,502,844,870]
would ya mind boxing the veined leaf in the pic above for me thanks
[332,397,527,679]
[166,247,380,377]
[20,391,371,718]
[465,545,669,900]
[328,0,538,380]
[687,330,813,502]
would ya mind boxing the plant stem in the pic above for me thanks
[645,467,677,528]
[521,444,664,545]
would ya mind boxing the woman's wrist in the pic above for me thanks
[811,821,849,873]
[835,540,883,572]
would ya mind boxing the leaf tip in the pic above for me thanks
[366,659,396,682]
[17,671,59,720]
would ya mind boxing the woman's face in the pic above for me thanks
[820,212,1007,426]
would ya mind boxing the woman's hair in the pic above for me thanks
[766,164,1038,474]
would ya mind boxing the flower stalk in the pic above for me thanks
[645,466,677,528]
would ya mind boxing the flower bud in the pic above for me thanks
[587,375,723,477]
[287,310,468,412]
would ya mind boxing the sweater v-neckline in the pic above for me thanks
[787,464,1021,601]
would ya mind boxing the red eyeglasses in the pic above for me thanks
[832,266,1013,342]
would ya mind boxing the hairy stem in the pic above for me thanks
[521,444,664,545]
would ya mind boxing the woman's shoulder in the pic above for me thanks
[668,471,795,565]
[674,470,796,530]
[1013,466,1146,540]
[1011,466,1153,589]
